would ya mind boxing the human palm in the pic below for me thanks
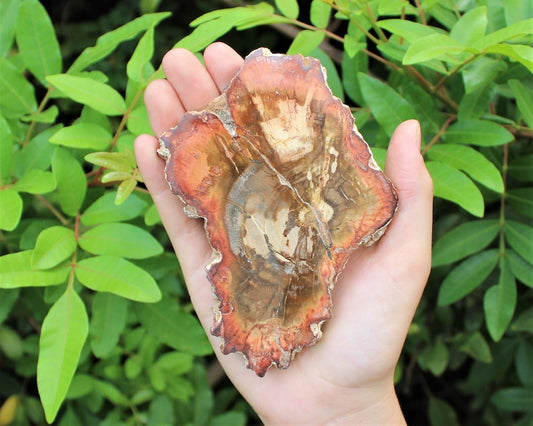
[135,42,433,425]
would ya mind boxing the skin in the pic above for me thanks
[134,42,433,425]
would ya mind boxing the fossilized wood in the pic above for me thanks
[158,48,398,376]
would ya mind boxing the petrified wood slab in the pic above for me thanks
[158,48,397,376]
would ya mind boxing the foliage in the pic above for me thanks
[0,0,532,424]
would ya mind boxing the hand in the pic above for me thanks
[135,42,433,425]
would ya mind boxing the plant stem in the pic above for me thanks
[413,0,427,25]
[22,88,53,148]
[421,114,457,156]
[35,194,70,226]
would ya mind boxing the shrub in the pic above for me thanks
[0,0,531,424]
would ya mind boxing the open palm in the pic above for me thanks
[135,42,433,425]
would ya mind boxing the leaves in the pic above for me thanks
[275,0,299,19]
[484,259,517,341]
[491,388,533,412]
[50,124,112,150]
[432,220,499,267]
[505,220,533,263]
[509,79,533,128]
[51,147,87,216]
[287,30,325,56]
[0,250,69,289]
[0,189,23,231]
[31,226,76,270]
[427,144,503,193]
[78,223,163,259]
[47,74,126,116]
[443,120,514,146]
[426,161,485,217]
[310,0,331,29]
[437,249,499,306]
[81,191,147,225]
[358,73,417,137]
[76,256,161,303]
[403,33,465,65]
[90,292,127,358]
[135,298,212,356]
[15,0,62,83]
[37,287,88,423]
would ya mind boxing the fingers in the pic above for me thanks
[381,119,433,286]
[204,42,245,91]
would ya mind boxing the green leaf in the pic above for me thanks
[176,4,274,53]
[449,6,487,45]
[37,287,88,423]
[211,412,247,426]
[0,289,19,326]
[52,147,87,216]
[115,178,138,205]
[0,114,13,185]
[437,249,499,306]
[443,120,514,146]
[15,0,62,83]
[427,144,503,193]
[508,154,533,182]
[461,56,507,94]
[135,298,212,355]
[47,74,126,116]
[457,85,492,120]
[31,226,76,270]
[491,388,533,412]
[287,30,325,56]
[126,26,154,84]
[428,397,460,426]
[516,341,533,387]
[79,223,163,259]
[0,0,21,57]
[484,258,517,341]
[507,250,533,288]
[12,169,56,194]
[432,219,499,267]
[505,220,533,264]
[90,292,127,358]
[419,339,449,376]
[377,19,437,43]
[69,12,170,73]
[75,256,161,303]
[403,33,465,65]
[13,125,58,177]
[508,80,533,129]
[511,307,533,334]
[0,57,37,115]
[473,18,533,50]
[0,250,69,289]
[144,203,161,226]
[358,73,417,137]
[0,189,22,231]
[81,191,147,225]
[310,48,344,101]
[20,105,59,124]
[66,374,95,400]
[456,331,492,363]
[508,188,533,219]
[50,124,112,150]
[485,43,533,73]
[84,151,135,172]
[504,0,533,25]
[275,0,298,19]
[92,380,129,406]
[310,0,331,28]
[426,161,485,217]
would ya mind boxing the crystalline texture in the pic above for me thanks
[158,48,397,376]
